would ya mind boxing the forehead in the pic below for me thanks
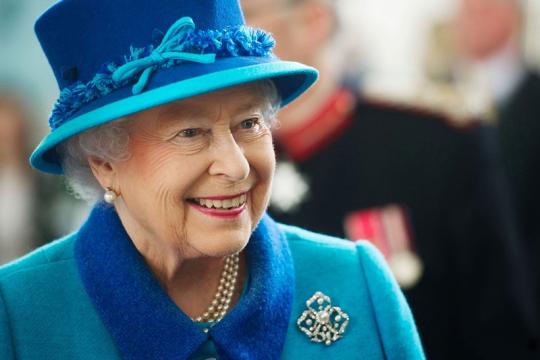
[144,83,269,124]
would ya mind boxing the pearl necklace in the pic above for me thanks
[194,253,240,323]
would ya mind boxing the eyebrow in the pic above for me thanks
[157,103,209,122]
[233,96,267,114]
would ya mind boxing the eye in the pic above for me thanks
[177,128,202,138]
[240,118,261,130]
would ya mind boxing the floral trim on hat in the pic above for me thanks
[49,17,275,130]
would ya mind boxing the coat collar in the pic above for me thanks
[75,203,294,359]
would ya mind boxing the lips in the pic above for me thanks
[188,193,248,218]
[191,193,247,210]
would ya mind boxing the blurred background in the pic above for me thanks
[2,0,540,358]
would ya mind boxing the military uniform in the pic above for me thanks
[269,88,539,359]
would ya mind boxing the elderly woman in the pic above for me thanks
[0,0,424,359]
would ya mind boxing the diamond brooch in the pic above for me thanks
[297,291,350,346]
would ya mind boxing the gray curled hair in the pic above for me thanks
[58,79,281,203]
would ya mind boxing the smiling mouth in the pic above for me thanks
[188,193,247,210]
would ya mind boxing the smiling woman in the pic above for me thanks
[0,0,424,359]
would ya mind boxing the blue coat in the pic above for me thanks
[0,204,424,359]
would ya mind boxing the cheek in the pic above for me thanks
[248,136,276,207]
[119,142,204,207]
[260,143,276,184]
[250,133,275,178]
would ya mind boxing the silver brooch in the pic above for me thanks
[297,291,349,346]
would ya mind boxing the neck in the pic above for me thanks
[137,234,247,320]
[484,40,525,104]
[113,201,246,320]
[469,38,526,104]
[164,253,247,321]
[275,51,343,137]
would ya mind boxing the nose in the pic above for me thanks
[208,133,250,181]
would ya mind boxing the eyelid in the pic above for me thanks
[236,117,258,128]
[168,127,203,140]
[236,114,262,125]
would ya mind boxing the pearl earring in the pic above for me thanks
[104,188,118,204]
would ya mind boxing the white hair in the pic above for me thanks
[58,80,281,203]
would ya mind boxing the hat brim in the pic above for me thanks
[30,58,318,174]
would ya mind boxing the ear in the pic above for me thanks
[88,155,118,191]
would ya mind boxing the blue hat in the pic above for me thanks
[30,0,318,174]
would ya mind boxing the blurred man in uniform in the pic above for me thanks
[243,0,538,358]
[456,0,540,313]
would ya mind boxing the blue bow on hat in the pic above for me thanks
[112,17,216,95]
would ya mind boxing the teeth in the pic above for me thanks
[195,194,247,209]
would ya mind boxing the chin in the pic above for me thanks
[189,227,252,258]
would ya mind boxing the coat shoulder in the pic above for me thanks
[0,233,77,282]
[279,223,400,299]
[280,224,425,359]
[279,223,381,264]
[0,232,120,360]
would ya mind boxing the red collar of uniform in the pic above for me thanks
[278,88,356,162]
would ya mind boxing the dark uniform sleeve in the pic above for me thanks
[356,241,425,360]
